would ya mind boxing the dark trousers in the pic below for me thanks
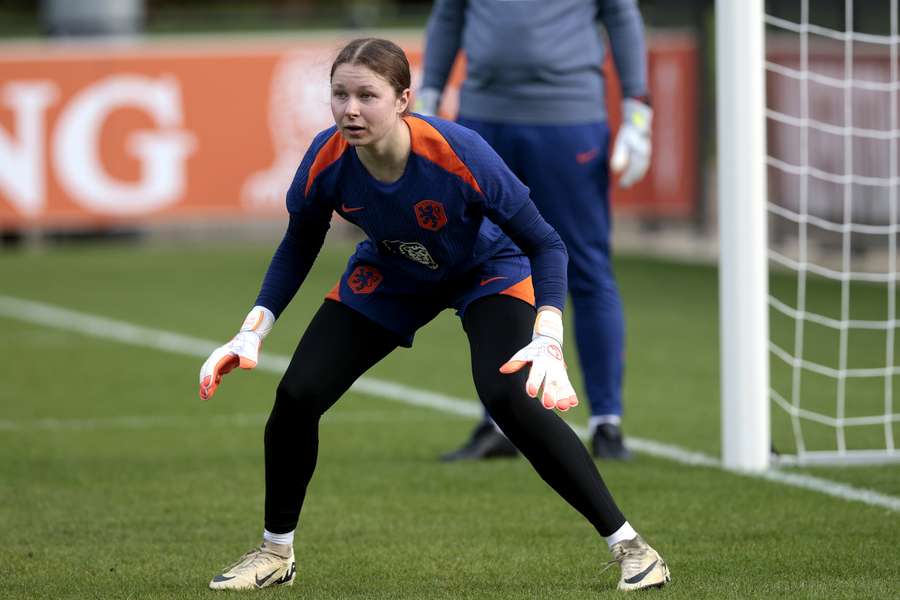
[264,296,626,536]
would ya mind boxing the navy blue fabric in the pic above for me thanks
[501,201,567,310]
[325,249,533,347]
[255,115,568,319]
[459,117,624,417]
[254,213,329,318]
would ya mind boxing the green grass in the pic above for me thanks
[1,238,898,599]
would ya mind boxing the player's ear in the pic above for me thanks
[396,88,411,115]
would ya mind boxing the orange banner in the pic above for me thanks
[0,32,697,229]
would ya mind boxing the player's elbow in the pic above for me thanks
[545,229,568,261]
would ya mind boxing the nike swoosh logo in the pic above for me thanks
[255,569,279,587]
[480,276,508,286]
[576,148,599,164]
[624,559,658,585]
[341,203,365,213]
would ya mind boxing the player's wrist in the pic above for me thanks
[533,309,563,345]
[628,94,652,109]
[622,98,653,133]
[239,306,275,339]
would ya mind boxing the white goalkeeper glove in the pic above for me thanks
[198,306,275,400]
[500,309,579,411]
[610,97,653,188]
[414,87,441,116]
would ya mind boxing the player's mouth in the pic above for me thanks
[343,124,366,136]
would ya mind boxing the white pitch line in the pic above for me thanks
[1,294,899,513]
[0,411,461,432]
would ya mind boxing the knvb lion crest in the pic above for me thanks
[348,265,383,294]
[414,199,447,231]
[382,240,439,270]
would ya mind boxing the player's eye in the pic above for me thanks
[332,90,348,99]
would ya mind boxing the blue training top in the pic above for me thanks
[254,114,567,317]
[422,0,648,124]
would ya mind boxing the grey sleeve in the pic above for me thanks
[421,0,466,91]
[597,0,649,99]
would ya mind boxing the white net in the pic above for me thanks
[765,0,900,464]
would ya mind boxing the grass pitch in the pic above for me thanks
[1,238,898,599]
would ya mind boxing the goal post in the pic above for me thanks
[716,0,771,472]
[719,0,900,468]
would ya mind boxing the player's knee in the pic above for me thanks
[476,374,519,418]
[273,378,331,422]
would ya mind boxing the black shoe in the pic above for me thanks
[591,423,632,460]
[440,422,519,462]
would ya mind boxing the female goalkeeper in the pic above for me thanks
[198,37,669,593]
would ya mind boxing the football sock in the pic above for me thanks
[589,415,622,434]
[605,521,638,548]
[263,529,294,546]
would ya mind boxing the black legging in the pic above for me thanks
[264,296,626,536]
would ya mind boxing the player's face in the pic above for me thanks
[331,63,410,148]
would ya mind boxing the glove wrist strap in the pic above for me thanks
[533,310,563,345]
[622,97,653,132]
[414,87,441,115]
[240,306,275,339]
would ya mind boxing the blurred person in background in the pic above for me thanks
[198,37,669,593]
[418,0,652,462]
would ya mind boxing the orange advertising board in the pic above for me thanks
[0,32,697,229]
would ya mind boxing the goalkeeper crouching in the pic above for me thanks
[198,37,670,593]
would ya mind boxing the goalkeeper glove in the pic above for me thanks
[610,97,653,188]
[198,306,275,400]
[500,309,579,411]
[413,87,441,116]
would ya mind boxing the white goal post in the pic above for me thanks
[717,0,770,472]
[718,0,900,468]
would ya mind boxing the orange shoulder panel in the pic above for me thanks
[324,279,342,303]
[305,131,349,196]
[405,116,482,194]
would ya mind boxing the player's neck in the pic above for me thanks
[356,119,411,184]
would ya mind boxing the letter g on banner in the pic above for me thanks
[53,74,196,216]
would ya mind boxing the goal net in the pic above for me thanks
[721,0,900,467]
